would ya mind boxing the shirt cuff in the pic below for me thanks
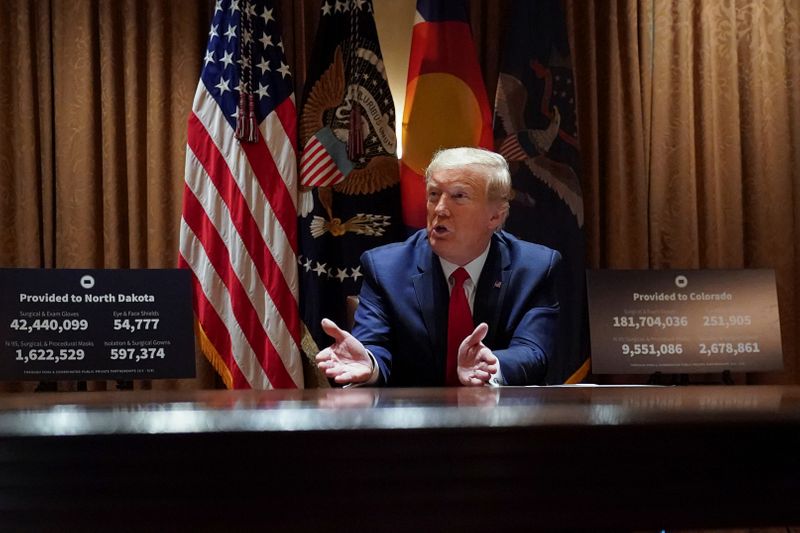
[488,359,505,387]
[365,350,380,384]
[342,349,380,388]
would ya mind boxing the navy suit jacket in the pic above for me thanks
[351,229,561,386]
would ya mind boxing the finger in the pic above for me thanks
[472,360,497,376]
[315,348,333,363]
[462,322,489,348]
[478,349,498,365]
[470,369,491,381]
[335,371,367,385]
[321,318,347,343]
[467,375,488,386]
[464,345,496,368]
[324,366,342,378]
[317,360,337,371]
[334,372,354,384]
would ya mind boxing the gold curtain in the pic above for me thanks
[567,0,800,383]
[1,0,209,269]
[1,0,53,267]
[0,0,798,388]
[48,0,204,271]
[0,0,218,391]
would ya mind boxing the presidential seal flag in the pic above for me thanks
[399,0,493,230]
[494,0,590,384]
[179,0,303,389]
[298,0,403,370]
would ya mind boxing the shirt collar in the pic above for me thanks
[438,241,491,284]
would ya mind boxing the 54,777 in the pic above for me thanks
[113,318,159,333]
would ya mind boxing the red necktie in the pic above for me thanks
[446,267,473,386]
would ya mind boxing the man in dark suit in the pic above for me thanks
[316,147,561,386]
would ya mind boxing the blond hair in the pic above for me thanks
[425,147,511,215]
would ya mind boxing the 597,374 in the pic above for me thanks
[110,347,166,362]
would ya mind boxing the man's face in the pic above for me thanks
[426,166,504,266]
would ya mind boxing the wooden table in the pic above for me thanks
[0,385,797,531]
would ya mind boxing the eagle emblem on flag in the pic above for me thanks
[493,0,589,385]
[495,59,584,228]
[298,0,398,239]
[297,0,403,379]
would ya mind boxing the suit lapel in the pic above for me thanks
[474,233,512,346]
[412,238,448,363]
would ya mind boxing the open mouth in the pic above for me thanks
[431,224,450,236]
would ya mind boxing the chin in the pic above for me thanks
[431,245,459,264]
[429,240,446,257]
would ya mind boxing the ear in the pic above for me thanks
[487,203,508,231]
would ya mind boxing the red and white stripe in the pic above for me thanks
[299,136,346,188]
[498,134,528,162]
[178,83,303,389]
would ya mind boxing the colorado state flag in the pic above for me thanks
[400,0,493,230]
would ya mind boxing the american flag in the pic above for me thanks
[178,0,303,389]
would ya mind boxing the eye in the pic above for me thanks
[427,190,441,201]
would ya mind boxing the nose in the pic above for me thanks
[434,194,450,216]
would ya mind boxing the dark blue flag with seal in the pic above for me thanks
[298,0,403,378]
[494,0,590,384]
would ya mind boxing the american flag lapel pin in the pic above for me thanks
[494,280,502,289]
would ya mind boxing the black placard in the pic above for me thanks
[0,269,196,381]
[586,269,783,374]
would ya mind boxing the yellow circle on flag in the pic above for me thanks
[402,72,483,175]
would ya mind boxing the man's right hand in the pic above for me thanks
[315,318,373,385]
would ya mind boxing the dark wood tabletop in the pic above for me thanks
[0,385,797,531]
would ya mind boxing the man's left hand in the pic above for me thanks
[457,322,498,386]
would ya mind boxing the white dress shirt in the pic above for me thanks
[437,243,490,313]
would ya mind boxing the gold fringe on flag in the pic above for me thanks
[564,357,591,385]
[195,319,234,389]
[301,323,330,388]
